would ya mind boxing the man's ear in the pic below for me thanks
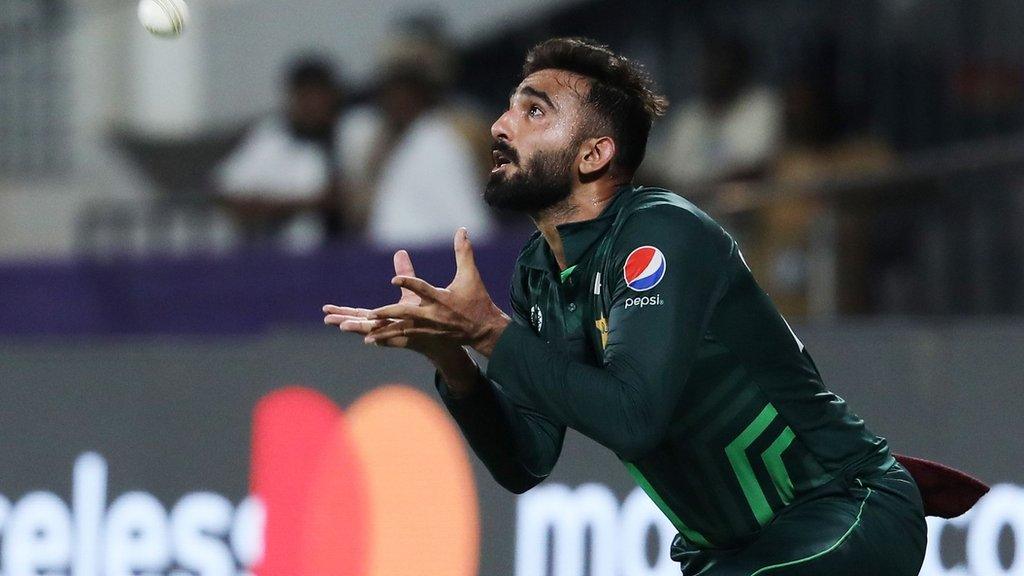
[578,136,616,177]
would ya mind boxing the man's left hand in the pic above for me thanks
[366,228,510,357]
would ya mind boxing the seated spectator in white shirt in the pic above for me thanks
[648,35,783,189]
[352,60,494,248]
[214,57,347,251]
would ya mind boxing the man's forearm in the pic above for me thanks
[486,323,691,461]
[430,346,561,494]
[428,346,481,399]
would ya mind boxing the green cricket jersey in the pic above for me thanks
[437,185,893,551]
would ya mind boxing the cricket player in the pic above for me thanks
[325,37,984,574]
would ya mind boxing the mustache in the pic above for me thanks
[492,140,520,165]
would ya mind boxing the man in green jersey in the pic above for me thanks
[324,37,931,574]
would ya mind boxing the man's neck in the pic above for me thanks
[533,177,629,270]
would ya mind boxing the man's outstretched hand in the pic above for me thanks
[323,228,506,398]
[322,228,510,358]
[363,228,510,357]
[323,249,453,359]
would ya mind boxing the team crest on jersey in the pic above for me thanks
[530,304,544,333]
[623,246,666,291]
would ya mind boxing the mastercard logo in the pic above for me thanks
[250,385,479,576]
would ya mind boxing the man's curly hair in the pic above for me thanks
[523,37,669,174]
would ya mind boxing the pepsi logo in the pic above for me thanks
[623,246,666,292]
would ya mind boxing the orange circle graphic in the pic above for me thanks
[251,384,479,576]
[347,385,480,576]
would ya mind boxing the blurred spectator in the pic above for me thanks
[747,42,896,317]
[340,30,494,248]
[648,35,782,188]
[774,57,893,184]
[214,57,347,251]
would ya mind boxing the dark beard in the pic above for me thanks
[484,146,576,213]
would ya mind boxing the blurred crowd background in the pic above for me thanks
[5,0,1024,320]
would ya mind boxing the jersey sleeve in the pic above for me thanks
[486,207,734,460]
[435,267,566,493]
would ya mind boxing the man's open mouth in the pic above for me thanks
[492,149,514,170]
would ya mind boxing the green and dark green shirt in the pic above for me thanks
[438,185,893,550]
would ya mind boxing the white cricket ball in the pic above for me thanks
[138,0,189,38]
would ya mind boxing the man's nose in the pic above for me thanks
[491,110,512,141]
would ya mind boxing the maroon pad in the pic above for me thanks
[894,453,990,519]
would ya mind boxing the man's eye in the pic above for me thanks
[528,105,543,117]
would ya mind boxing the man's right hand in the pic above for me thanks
[322,250,481,397]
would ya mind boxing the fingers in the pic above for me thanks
[367,302,436,323]
[324,301,388,332]
[393,250,416,278]
[453,227,481,284]
[322,305,373,318]
[365,319,413,342]
[391,276,444,302]
[324,314,368,326]
[325,311,388,332]
[364,321,451,343]
[393,250,421,303]
[339,319,388,335]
